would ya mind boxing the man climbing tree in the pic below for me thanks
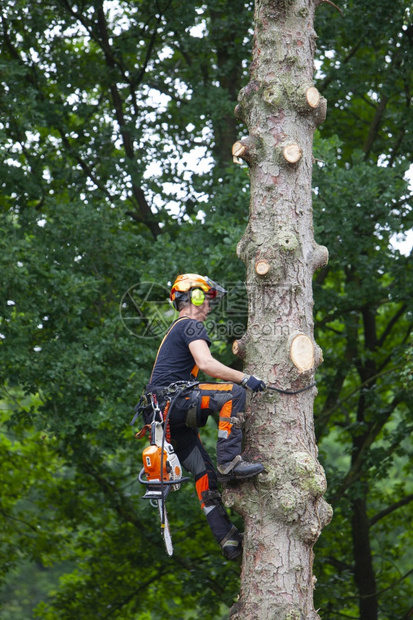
[139,273,265,559]
[227,0,333,617]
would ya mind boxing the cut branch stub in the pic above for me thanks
[263,82,284,109]
[306,86,321,109]
[255,259,271,276]
[232,135,263,165]
[314,343,324,367]
[310,244,329,272]
[236,80,261,120]
[232,338,247,359]
[289,332,315,372]
[313,96,328,126]
[234,103,246,122]
[293,84,322,113]
[283,143,303,164]
[232,141,247,164]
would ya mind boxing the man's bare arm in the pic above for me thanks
[189,339,244,384]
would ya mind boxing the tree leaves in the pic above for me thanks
[0,0,412,617]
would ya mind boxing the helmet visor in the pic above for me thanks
[203,276,227,304]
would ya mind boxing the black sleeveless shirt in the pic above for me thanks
[149,317,211,385]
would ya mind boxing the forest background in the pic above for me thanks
[0,1,412,619]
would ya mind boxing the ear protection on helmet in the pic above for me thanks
[170,273,227,310]
[190,288,205,306]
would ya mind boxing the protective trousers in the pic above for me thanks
[167,383,246,544]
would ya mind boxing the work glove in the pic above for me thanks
[240,374,266,392]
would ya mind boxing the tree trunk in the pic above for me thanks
[350,306,378,619]
[352,491,378,620]
[226,1,332,617]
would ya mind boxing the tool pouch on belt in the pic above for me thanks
[184,390,208,429]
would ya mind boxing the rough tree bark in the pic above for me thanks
[225,1,333,618]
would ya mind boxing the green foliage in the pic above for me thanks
[0,0,412,619]
[0,1,250,617]
[312,1,413,617]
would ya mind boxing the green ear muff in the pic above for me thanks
[191,288,205,306]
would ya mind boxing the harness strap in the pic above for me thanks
[163,401,171,443]
[135,424,150,439]
[219,414,245,428]
[149,316,192,383]
[217,455,242,475]
[201,489,222,505]
[219,525,239,548]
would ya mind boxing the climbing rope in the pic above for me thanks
[266,382,317,395]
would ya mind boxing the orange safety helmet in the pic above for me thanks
[170,274,227,309]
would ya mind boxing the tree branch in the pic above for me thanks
[402,604,413,620]
[363,43,405,159]
[369,494,413,527]
[134,3,173,87]
[146,80,187,103]
[95,6,161,239]
[377,303,407,348]
[0,509,38,532]
[100,568,173,620]
[359,568,413,599]
[58,130,115,200]
[319,0,343,15]
[324,556,353,572]
[363,96,389,158]
[319,364,404,424]
[316,362,350,431]
[54,1,161,238]
[378,324,412,374]
[388,128,406,168]
[319,37,363,91]
[331,395,403,504]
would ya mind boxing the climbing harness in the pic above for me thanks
[134,379,315,555]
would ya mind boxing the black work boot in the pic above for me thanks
[220,526,243,560]
[217,456,264,482]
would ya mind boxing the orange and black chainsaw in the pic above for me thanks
[138,394,190,556]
